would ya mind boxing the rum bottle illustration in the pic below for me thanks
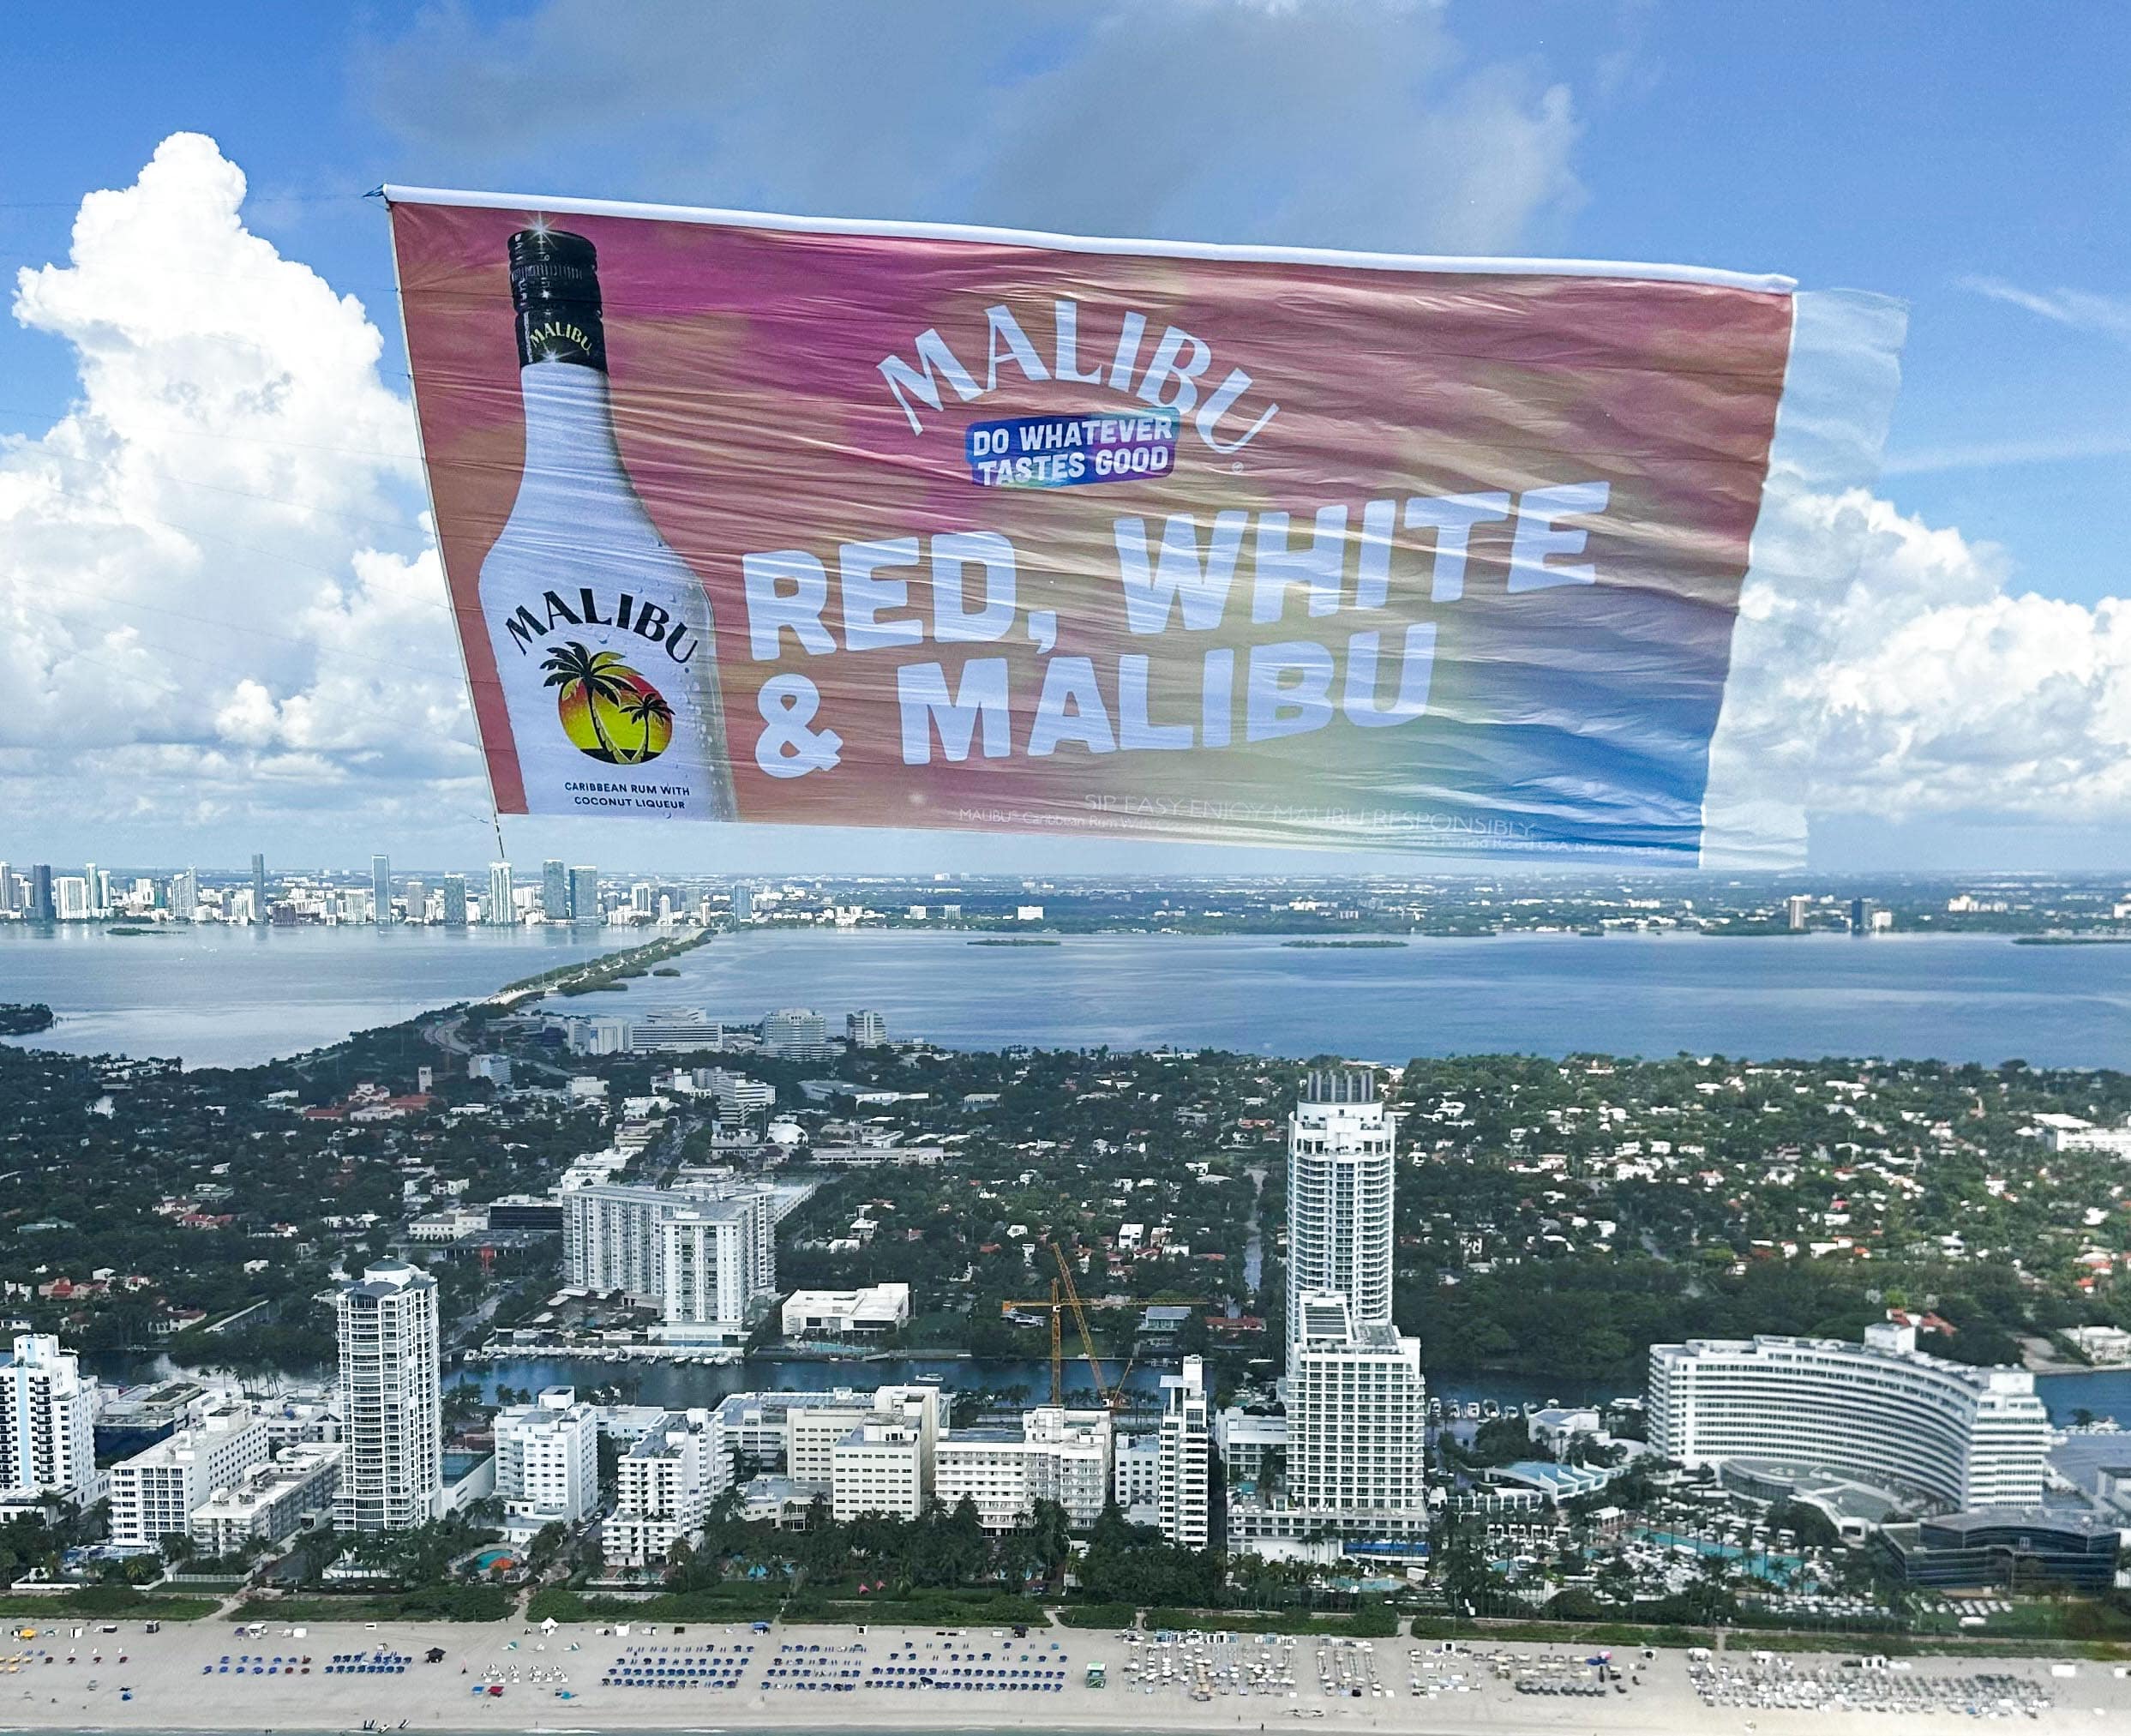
[477,225,736,819]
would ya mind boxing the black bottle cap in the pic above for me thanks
[508,227,601,314]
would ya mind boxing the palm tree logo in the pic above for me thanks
[619,687,674,765]
[541,640,674,765]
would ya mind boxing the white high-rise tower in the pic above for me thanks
[1285,1069,1395,1367]
[334,1261,442,1531]
[1156,1355,1210,1549]
[1231,1067,1428,1550]
[0,1336,97,1504]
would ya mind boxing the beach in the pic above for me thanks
[0,1615,2124,1735]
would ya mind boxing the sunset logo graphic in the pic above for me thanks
[539,640,674,765]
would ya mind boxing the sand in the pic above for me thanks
[0,1614,2121,1735]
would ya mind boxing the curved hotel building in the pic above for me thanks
[1648,1321,2050,1511]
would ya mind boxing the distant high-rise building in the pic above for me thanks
[171,867,199,922]
[0,1335,97,1503]
[1156,1355,1210,1548]
[1852,896,1879,935]
[761,1007,831,1060]
[53,876,89,921]
[847,1009,887,1048]
[1285,1070,1394,1368]
[564,1181,778,1321]
[542,859,569,921]
[333,1261,441,1532]
[1786,893,1811,933]
[0,862,13,916]
[630,882,653,916]
[81,862,99,917]
[441,874,468,927]
[27,864,55,923]
[404,878,425,924]
[659,1200,779,1343]
[251,853,268,925]
[486,861,514,927]
[730,883,753,925]
[569,865,598,924]
[371,854,393,923]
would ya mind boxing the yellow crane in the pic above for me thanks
[1000,1279,1068,1407]
[1049,1240,1125,1410]
[1002,1242,1148,1412]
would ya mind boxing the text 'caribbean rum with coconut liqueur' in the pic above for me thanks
[477,225,736,819]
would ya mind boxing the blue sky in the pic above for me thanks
[0,1,2125,874]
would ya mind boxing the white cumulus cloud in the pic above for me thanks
[0,132,488,845]
[1714,489,2131,840]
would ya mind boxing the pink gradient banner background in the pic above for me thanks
[388,195,1797,860]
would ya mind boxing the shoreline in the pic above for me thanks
[7,1613,2130,1736]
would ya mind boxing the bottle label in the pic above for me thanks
[497,589,704,766]
[516,311,606,371]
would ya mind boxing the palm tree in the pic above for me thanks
[619,687,673,762]
[540,640,633,762]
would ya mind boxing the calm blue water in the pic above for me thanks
[610,929,2126,1069]
[81,1343,2129,1430]
[87,1347,1619,1414]
[0,922,637,1068]
[2,924,2123,1071]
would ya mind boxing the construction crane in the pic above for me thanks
[1002,1242,1148,1413]
[1049,1240,1122,1411]
[1000,1280,1067,1407]
[1006,1243,1222,1414]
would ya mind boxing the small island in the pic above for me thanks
[1281,939,1408,949]
[969,936,1061,946]
[0,1003,56,1036]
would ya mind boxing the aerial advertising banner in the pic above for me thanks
[384,189,1898,863]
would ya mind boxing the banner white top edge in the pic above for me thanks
[379,184,1797,295]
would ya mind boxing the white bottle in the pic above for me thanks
[476,225,735,820]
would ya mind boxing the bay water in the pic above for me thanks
[3,924,2124,1071]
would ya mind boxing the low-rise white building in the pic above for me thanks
[493,1387,599,1542]
[787,1385,942,1492]
[1214,1408,1288,1486]
[604,1409,723,1568]
[109,1403,267,1553]
[1114,1433,1162,1523]
[780,1283,912,1340]
[189,1443,342,1557]
[934,1407,1113,1531]
[831,1421,927,1521]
